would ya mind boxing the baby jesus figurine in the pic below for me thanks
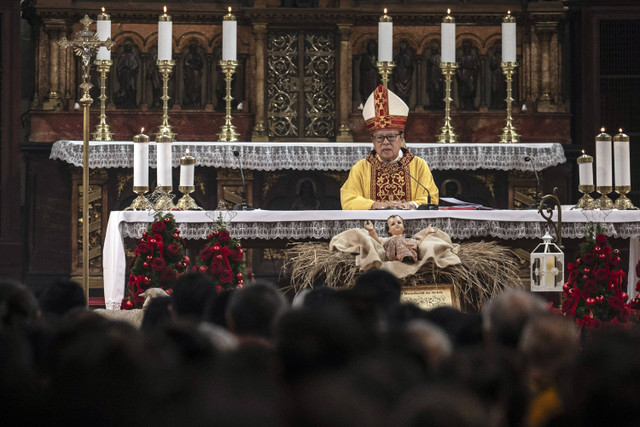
[363,215,437,263]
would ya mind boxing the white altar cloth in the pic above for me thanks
[51,141,566,171]
[103,208,640,310]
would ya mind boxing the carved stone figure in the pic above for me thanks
[393,41,414,104]
[183,41,203,108]
[490,44,507,109]
[427,43,444,110]
[147,51,163,108]
[359,39,379,106]
[115,40,140,108]
[456,40,479,110]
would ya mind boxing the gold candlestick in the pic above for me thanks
[217,60,240,142]
[176,186,202,210]
[499,61,520,143]
[595,186,614,210]
[91,59,113,141]
[126,186,152,210]
[614,185,638,210]
[59,15,113,302]
[376,61,396,89]
[155,59,176,140]
[437,62,458,143]
[574,185,595,210]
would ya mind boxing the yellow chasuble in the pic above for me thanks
[340,149,439,210]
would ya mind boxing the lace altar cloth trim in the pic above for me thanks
[51,141,566,172]
[117,209,640,241]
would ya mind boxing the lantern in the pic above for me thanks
[530,232,564,292]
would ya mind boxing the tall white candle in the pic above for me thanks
[595,128,612,188]
[96,8,111,61]
[577,150,594,187]
[502,11,516,62]
[441,9,456,63]
[613,129,631,187]
[222,7,237,61]
[158,6,172,61]
[133,129,149,187]
[179,149,195,187]
[378,9,393,62]
[156,134,173,187]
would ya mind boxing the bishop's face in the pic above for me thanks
[372,129,404,163]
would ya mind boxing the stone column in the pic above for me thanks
[43,21,66,110]
[251,23,268,141]
[336,24,353,142]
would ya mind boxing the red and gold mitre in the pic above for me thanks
[362,85,409,132]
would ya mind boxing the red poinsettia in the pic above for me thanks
[122,213,188,309]
[562,228,634,329]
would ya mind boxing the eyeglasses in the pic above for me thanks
[373,132,403,144]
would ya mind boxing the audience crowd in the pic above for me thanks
[1,271,639,427]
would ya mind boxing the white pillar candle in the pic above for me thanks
[613,129,631,187]
[158,6,172,61]
[133,129,150,187]
[179,149,195,187]
[577,150,594,186]
[96,8,111,61]
[595,128,612,188]
[502,11,516,62]
[222,7,237,61]
[441,9,456,63]
[378,9,393,62]
[156,134,173,187]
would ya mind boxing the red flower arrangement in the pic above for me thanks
[122,213,189,309]
[562,227,633,329]
[192,215,246,292]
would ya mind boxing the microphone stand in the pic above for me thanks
[396,161,438,210]
[233,150,254,211]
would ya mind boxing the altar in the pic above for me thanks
[104,208,640,310]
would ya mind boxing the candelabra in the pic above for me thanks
[91,59,113,141]
[59,15,113,301]
[155,59,176,140]
[595,186,614,210]
[437,62,458,143]
[176,186,202,210]
[572,185,595,210]
[217,60,240,142]
[376,61,395,89]
[126,186,152,210]
[499,62,520,143]
[614,186,638,210]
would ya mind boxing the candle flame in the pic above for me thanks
[141,127,144,133]
[447,8,451,15]
[507,10,511,15]
[619,128,623,133]
[163,5,167,14]
[384,8,387,14]
[228,6,232,13]
[102,7,105,13]
[582,149,585,154]
[186,148,190,155]
[601,127,605,132]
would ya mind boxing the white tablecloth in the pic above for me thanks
[51,141,566,171]
[103,208,640,310]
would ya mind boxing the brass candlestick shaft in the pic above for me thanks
[125,186,152,210]
[614,185,638,210]
[376,61,396,89]
[438,62,458,143]
[91,59,113,141]
[59,15,113,303]
[500,62,520,143]
[156,60,176,140]
[176,185,203,210]
[217,60,240,142]
[573,184,595,210]
[595,186,614,210]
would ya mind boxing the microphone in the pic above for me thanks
[524,156,542,210]
[396,161,438,210]
[232,149,254,211]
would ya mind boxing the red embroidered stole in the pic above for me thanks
[366,149,414,202]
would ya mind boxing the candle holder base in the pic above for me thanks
[499,62,520,143]
[437,62,458,143]
[125,187,152,211]
[595,186,614,210]
[217,60,240,142]
[614,187,638,210]
[153,186,176,211]
[176,186,203,210]
[572,193,595,210]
